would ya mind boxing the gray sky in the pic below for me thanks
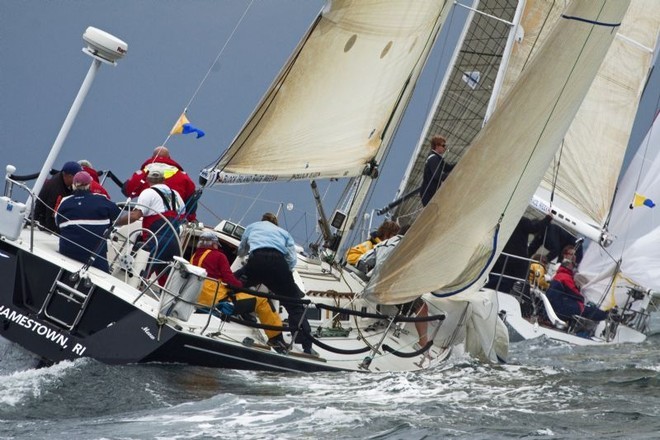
[1,1,657,246]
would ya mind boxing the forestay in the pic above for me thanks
[365,0,631,304]
[203,0,453,184]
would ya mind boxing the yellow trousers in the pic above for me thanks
[198,280,282,339]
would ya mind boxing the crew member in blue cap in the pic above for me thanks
[34,160,82,233]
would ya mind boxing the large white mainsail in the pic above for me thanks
[202,1,452,184]
[389,0,521,227]
[532,0,660,242]
[579,115,660,308]
[366,0,631,304]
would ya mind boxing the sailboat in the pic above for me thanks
[490,0,660,345]
[577,114,660,331]
[374,0,524,362]
[0,0,627,371]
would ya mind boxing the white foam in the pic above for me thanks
[0,359,81,406]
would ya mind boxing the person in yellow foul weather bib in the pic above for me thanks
[190,231,287,351]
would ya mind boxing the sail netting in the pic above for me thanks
[391,0,519,228]
[203,0,453,185]
[365,0,631,304]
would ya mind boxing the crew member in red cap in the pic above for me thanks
[55,171,122,272]
[35,160,83,233]
[122,146,197,219]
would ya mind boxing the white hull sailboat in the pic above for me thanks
[489,0,659,346]
[379,0,651,347]
[0,0,628,370]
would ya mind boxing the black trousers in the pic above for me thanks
[237,248,312,350]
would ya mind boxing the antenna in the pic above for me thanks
[28,27,127,211]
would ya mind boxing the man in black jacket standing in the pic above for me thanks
[420,135,454,207]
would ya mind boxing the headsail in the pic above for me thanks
[579,114,660,307]
[533,0,660,241]
[202,1,453,185]
[390,0,521,227]
[366,0,631,304]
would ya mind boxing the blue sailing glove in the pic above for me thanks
[217,301,235,316]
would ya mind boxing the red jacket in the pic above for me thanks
[190,246,242,306]
[123,156,196,203]
[552,265,585,312]
[190,246,242,287]
[81,165,110,199]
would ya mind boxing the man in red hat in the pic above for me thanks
[55,171,122,272]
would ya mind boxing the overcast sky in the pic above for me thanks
[1,1,657,246]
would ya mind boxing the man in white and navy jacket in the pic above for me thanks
[55,171,121,272]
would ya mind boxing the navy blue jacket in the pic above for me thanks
[55,190,121,272]
[420,151,454,206]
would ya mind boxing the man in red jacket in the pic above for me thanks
[190,231,286,350]
[122,146,197,219]
[546,246,608,322]
[78,159,110,199]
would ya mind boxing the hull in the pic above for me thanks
[496,290,646,346]
[0,229,452,372]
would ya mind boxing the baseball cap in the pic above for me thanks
[62,161,83,175]
[73,171,93,186]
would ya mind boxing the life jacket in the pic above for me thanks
[141,186,183,240]
[190,248,229,306]
[345,237,381,266]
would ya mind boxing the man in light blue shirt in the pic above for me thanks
[238,214,297,270]
[236,213,315,355]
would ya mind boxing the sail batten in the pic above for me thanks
[204,1,453,184]
[366,0,631,305]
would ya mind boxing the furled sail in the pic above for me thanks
[579,115,660,307]
[366,0,631,304]
[202,0,453,185]
[533,0,659,240]
[390,0,520,227]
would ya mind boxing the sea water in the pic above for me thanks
[0,318,658,440]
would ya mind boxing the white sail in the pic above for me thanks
[534,0,659,238]
[579,115,660,307]
[366,0,631,304]
[494,0,567,106]
[390,0,521,227]
[204,1,453,184]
